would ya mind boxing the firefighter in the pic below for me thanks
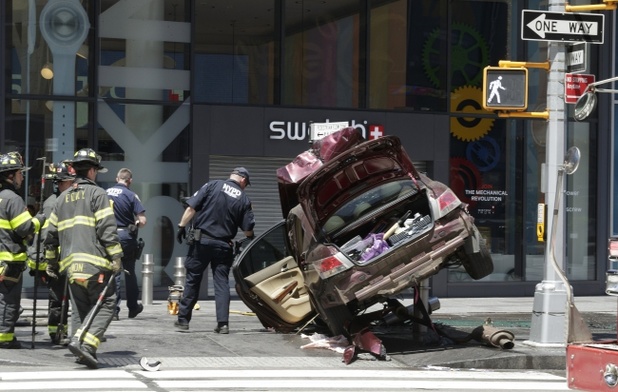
[106,168,147,320]
[175,167,255,333]
[27,161,75,345]
[44,148,123,368]
[0,152,46,349]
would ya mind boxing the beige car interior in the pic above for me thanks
[244,256,311,324]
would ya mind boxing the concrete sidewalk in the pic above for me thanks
[6,295,617,373]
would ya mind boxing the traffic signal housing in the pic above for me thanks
[483,67,528,111]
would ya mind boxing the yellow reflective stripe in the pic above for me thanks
[57,215,96,231]
[106,243,123,257]
[49,212,58,226]
[74,330,100,349]
[58,253,112,271]
[31,217,41,232]
[94,206,114,221]
[0,332,15,342]
[0,219,10,229]
[45,249,57,259]
[0,251,27,261]
[11,211,32,229]
[27,259,47,270]
[48,325,58,334]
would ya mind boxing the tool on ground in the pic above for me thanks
[31,156,46,349]
[54,276,70,345]
[75,273,115,344]
[139,357,161,371]
[167,284,184,315]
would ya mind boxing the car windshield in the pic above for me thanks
[322,179,417,234]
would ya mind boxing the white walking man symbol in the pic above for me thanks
[487,76,506,104]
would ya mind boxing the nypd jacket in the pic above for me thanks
[0,182,42,264]
[44,177,123,280]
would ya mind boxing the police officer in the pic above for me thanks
[175,167,255,333]
[27,161,75,345]
[44,148,123,368]
[106,168,147,320]
[0,152,45,349]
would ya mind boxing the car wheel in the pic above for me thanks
[462,225,494,280]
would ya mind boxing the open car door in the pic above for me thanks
[232,221,316,332]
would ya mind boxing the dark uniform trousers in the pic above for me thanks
[178,239,234,324]
[115,229,139,313]
[47,273,69,337]
[0,263,24,343]
[70,272,116,351]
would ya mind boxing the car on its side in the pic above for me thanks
[232,128,493,336]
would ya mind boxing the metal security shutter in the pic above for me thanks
[209,156,293,237]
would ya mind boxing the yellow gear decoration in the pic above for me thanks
[450,86,495,142]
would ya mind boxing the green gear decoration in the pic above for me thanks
[423,23,489,89]
[450,86,494,142]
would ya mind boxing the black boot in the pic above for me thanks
[68,341,98,369]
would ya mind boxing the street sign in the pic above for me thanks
[521,10,604,44]
[482,67,528,111]
[567,43,587,73]
[565,73,595,104]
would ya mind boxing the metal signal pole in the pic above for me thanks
[526,0,568,346]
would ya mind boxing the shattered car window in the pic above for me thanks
[323,179,417,234]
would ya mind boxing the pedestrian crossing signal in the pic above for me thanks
[482,67,528,111]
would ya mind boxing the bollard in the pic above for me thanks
[174,256,186,286]
[141,254,154,305]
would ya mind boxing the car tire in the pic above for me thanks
[462,225,494,280]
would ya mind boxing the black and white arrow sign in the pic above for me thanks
[521,10,604,44]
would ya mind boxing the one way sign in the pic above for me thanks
[521,10,604,44]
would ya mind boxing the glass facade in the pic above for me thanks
[2,0,609,296]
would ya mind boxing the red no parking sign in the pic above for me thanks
[565,73,595,104]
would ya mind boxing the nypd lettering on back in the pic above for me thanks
[222,183,241,199]
[106,188,124,197]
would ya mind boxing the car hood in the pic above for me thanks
[276,127,365,217]
[296,135,421,233]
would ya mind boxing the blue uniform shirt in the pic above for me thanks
[106,183,146,228]
[187,179,255,242]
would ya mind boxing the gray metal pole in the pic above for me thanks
[526,0,568,346]
[141,254,154,305]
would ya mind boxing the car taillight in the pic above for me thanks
[316,255,352,279]
[436,188,461,216]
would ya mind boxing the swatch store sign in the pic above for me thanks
[269,119,385,141]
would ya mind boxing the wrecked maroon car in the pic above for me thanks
[232,128,493,336]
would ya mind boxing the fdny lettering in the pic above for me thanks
[69,263,85,273]
[65,190,86,203]
[222,183,241,198]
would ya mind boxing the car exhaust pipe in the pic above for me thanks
[471,324,515,349]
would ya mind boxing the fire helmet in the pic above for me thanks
[46,161,75,182]
[70,148,108,173]
[0,151,31,173]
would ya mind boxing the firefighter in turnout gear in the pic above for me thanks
[28,161,75,345]
[44,148,123,368]
[0,152,46,349]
